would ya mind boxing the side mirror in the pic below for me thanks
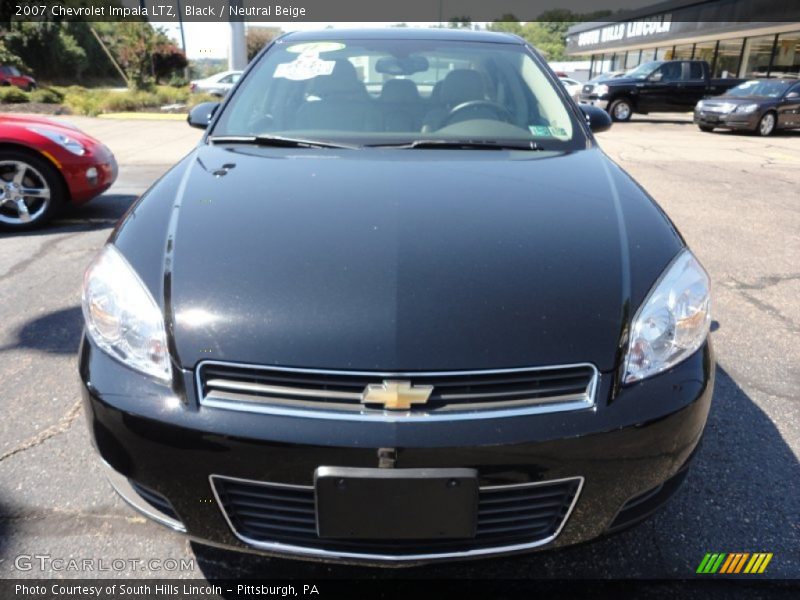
[785,91,800,100]
[187,102,220,129]
[580,104,612,133]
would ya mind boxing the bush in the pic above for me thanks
[187,92,220,108]
[63,89,108,116]
[29,88,64,104]
[153,85,189,105]
[0,86,30,103]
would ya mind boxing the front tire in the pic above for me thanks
[609,98,633,122]
[0,150,65,230]
[698,125,715,132]
[756,112,776,136]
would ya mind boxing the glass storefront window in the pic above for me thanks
[694,40,717,67]
[772,31,800,78]
[714,38,744,78]
[673,44,695,60]
[741,35,776,78]
[655,47,671,60]
[625,50,641,69]
[640,48,656,63]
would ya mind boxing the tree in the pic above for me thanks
[152,42,188,83]
[246,27,281,61]
[488,10,613,61]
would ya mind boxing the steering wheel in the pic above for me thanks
[440,100,513,128]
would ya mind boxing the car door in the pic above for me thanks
[637,64,673,111]
[676,62,709,110]
[779,83,800,127]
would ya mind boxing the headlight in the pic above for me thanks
[27,126,86,156]
[82,245,171,381]
[623,250,711,384]
[734,103,759,114]
[695,99,705,109]
[595,84,609,96]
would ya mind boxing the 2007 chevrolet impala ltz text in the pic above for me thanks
[79,29,714,565]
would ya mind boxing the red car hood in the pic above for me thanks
[0,113,81,132]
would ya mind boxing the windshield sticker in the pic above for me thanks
[528,125,552,137]
[275,52,336,81]
[549,126,568,137]
[286,42,346,54]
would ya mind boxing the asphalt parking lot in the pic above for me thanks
[0,113,798,582]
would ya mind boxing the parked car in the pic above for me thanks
[580,60,745,121]
[189,70,242,97]
[0,65,36,91]
[80,28,713,565]
[694,79,800,136]
[559,76,583,101]
[0,114,117,229]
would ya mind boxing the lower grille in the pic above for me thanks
[211,475,582,560]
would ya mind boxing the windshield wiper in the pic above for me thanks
[208,134,356,149]
[368,139,546,151]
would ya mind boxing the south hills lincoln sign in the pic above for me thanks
[575,16,673,49]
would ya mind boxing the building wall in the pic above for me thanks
[585,28,800,80]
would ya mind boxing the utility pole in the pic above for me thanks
[228,0,247,70]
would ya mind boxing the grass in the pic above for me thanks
[0,85,218,116]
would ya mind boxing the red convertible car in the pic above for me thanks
[0,65,36,91]
[0,114,117,229]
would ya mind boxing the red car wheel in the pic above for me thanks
[0,150,65,230]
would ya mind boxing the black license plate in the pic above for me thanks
[315,467,478,539]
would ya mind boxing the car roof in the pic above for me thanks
[279,28,523,44]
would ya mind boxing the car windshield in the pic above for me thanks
[624,61,664,80]
[212,37,582,149]
[727,80,791,97]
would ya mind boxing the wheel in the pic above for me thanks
[609,98,633,122]
[756,112,776,137]
[698,125,715,133]
[0,150,65,230]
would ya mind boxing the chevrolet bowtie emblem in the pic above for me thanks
[361,380,434,411]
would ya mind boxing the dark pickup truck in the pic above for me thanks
[579,60,745,121]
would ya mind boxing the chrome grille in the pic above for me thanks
[196,361,598,420]
[211,475,582,560]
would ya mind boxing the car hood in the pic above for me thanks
[711,95,773,104]
[117,144,683,373]
[0,114,98,143]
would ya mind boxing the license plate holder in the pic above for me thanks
[315,467,478,539]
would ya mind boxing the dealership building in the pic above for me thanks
[566,0,800,80]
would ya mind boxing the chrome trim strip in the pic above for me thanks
[209,473,583,563]
[196,361,599,422]
[205,379,364,400]
[101,460,186,533]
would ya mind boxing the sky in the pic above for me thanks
[156,22,443,60]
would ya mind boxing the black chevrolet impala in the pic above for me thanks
[79,29,714,564]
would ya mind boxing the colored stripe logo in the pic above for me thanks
[696,553,773,574]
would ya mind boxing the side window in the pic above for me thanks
[219,75,233,84]
[232,74,241,83]
[688,62,704,80]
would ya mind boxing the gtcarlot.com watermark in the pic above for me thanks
[13,554,195,572]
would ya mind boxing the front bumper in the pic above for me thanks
[579,95,609,110]
[79,336,714,565]
[61,144,118,205]
[694,110,758,130]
